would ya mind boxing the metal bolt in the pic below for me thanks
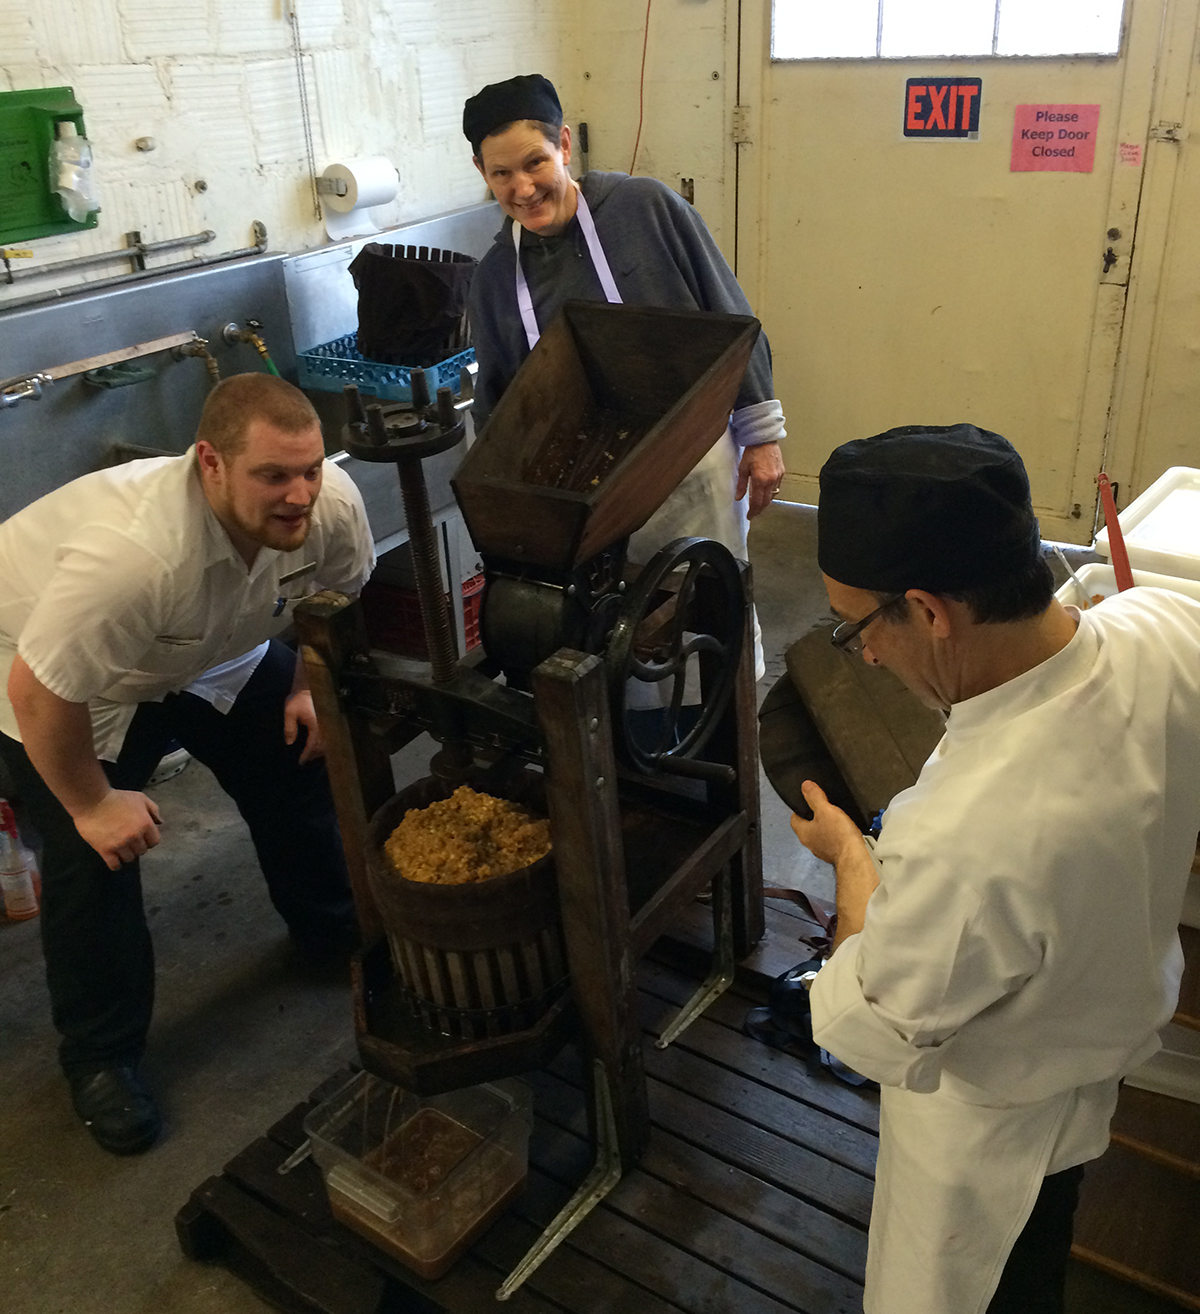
[134,136,156,152]
[595,776,605,790]
[1107,227,1121,240]
[1071,502,1082,519]
[711,71,720,80]
[194,179,208,193]
[589,718,599,732]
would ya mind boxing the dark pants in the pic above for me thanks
[0,640,355,1077]
[987,1164,1085,1314]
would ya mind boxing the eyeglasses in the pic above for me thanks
[830,593,907,655]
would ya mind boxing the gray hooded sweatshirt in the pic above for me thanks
[467,170,778,432]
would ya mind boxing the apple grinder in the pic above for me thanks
[293,300,767,1297]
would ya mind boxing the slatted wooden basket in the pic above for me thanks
[365,775,567,1041]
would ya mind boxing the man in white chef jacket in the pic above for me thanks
[791,423,1200,1314]
[0,373,375,1156]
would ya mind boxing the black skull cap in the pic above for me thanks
[464,74,563,156]
[817,423,1042,594]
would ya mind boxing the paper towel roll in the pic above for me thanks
[320,156,399,241]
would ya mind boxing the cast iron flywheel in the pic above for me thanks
[605,536,744,778]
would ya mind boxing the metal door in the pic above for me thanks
[1104,0,1200,508]
[736,0,1179,542]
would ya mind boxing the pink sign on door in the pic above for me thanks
[1011,105,1100,172]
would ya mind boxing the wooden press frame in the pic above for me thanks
[294,559,763,1197]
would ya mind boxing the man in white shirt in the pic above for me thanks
[791,424,1200,1314]
[0,373,375,1155]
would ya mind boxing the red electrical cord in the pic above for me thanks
[629,0,654,174]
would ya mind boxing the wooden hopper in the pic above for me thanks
[452,301,760,574]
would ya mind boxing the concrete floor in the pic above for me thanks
[0,503,1174,1313]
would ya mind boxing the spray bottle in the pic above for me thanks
[0,799,39,921]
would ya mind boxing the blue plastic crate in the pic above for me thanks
[297,334,475,403]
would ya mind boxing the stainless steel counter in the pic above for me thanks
[0,202,501,547]
[0,253,295,519]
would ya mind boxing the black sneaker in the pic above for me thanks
[68,1066,162,1155]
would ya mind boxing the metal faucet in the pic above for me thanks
[175,335,221,385]
[222,319,280,376]
[0,373,53,409]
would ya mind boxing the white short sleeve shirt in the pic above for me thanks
[0,449,374,759]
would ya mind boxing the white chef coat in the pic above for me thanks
[0,449,374,761]
[810,586,1200,1314]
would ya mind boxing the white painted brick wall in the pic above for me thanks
[214,1,292,58]
[1,0,727,298]
[0,9,37,66]
[119,0,214,60]
[0,0,575,298]
[37,1,126,67]
[169,65,259,170]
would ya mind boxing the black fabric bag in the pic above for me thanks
[743,953,878,1089]
[349,243,477,367]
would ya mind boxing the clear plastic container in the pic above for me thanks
[304,1073,532,1279]
[0,803,38,921]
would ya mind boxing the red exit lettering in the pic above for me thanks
[904,78,981,137]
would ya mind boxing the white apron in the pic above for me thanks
[513,189,761,703]
[868,1085,1071,1314]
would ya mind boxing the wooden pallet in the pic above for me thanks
[176,926,876,1314]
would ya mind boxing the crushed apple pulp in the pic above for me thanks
[384,786,551,885]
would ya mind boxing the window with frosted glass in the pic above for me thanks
[772,1,1125,60]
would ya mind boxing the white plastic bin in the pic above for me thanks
[1095,466,1200,580]
[1053,561,1200,610]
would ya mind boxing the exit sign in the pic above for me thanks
[904,78,982,138]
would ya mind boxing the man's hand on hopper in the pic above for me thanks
[791,781,880,951]
[284,689,324,764]
[789,781,864,868]
[73,789,162,871]
[736,441,786,518]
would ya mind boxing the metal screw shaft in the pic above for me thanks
[396,457,458,683]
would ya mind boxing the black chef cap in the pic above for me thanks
[817,424,1042,594]
[463,74,563,156]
